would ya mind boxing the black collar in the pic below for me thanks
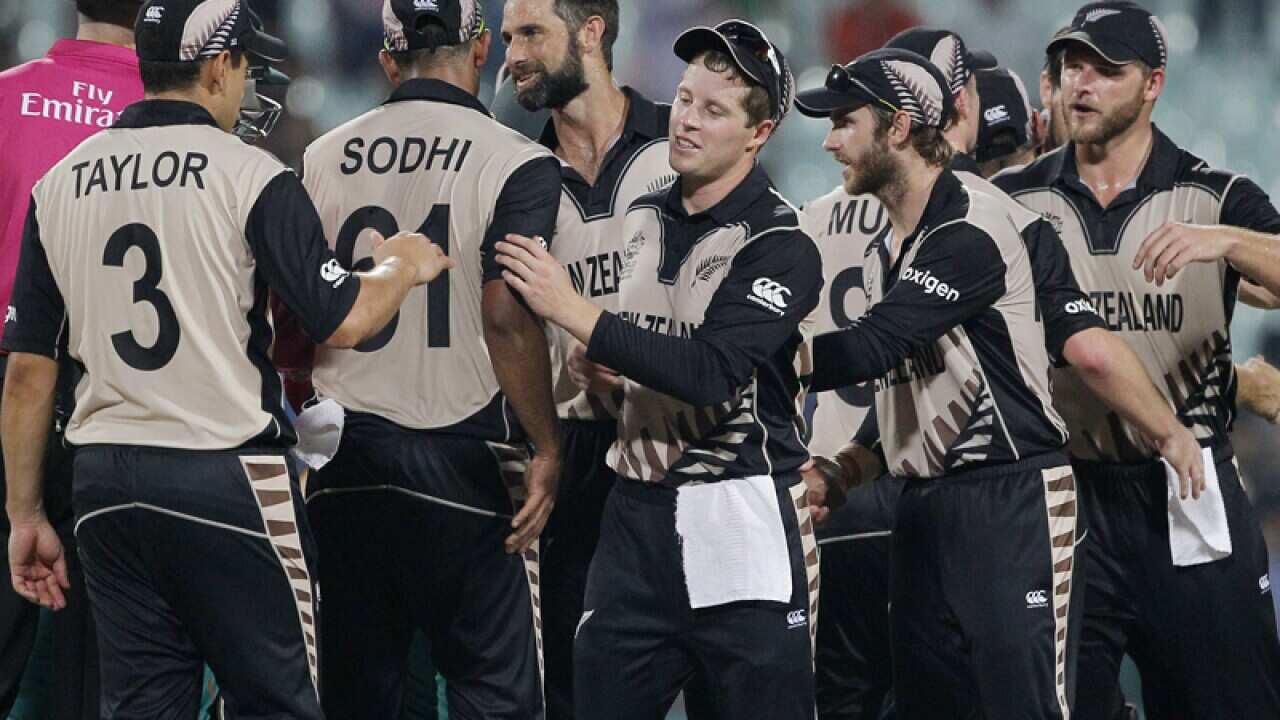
[538,87,666,152]
[661,162,773,225]
[384,78,490,116]
[1052,124,1181,195]
[950,152,981,175]
[113,99,220,130]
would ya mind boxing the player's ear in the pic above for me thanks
[203,50,230,97]
[378,49,401,86]
[746,118,775,155]
[475,29,492,69]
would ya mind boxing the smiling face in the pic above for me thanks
[668,56,773,187]
[822,105,899,197]
[501,0,589,111]
[1060,43,1158,146]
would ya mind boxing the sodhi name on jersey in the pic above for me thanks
[1088,290,1183,333]
[72,151,208,199]
[340,135,472,175]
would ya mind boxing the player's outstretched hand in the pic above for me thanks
[802,457,848,527]
[507,451,560,555]
[1133,222,1232,287]
[1158,425,1206,500]
[8,515,69,610]
[1236,355,1280,423]
[495,235,575,322]
[567,343,624,395]
[371,230,455,285]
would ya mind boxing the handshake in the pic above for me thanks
[801,443,884,526]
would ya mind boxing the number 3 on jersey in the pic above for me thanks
[334,204,451,352]
[103,223,181,371]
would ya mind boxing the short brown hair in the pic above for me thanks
[870,105,953,167]
[696,49,771,127]
[388,40,474,74]
[76,0,143,29]
[553,0,619,70]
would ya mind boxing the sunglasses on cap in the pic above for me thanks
[824,63,900,114]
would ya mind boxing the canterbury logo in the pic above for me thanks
[901,266,960,302]
[144,5,164,22]
[414,0,438,9]
[786,610,807,628]
[320,259,351,288]
[1064,299,1098,315]
[1025,589,1048,608]
[1084,8,1121,23]
[984,105,1010,123]
[1262,574,1272,594]
[4,305,15,324]
[749,277,791,315]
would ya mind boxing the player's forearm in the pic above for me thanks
[547,292,604,348]
[2,354,57,521]
[1063,328,1183,445]
[1224,227,1280,297]
[326,259,417,348]
[1238,281,1280,310]
[831,440,885,491]
[484,287,561,456]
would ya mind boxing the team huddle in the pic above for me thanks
[2,0,1280,718]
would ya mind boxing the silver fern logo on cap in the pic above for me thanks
[882,59,943,127]
[929,34,965,96]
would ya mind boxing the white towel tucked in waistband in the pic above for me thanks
[1164,447,1232,567]
[291,399,345,471]
[674,475,793,609]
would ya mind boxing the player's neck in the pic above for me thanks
[879,160,944,249]
[401,67,480,98]
[1073,120,1153,208]
[76,17,135,48]
[552,79,627,182]
[680,155,755,216]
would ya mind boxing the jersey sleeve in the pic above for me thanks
[587,230,823,407]
[811,225,1006,392]
[1221,176,1280,234]
[1025,218,1105,364]
[481,156,561,283]
[1,197,66,358]
[245,171,363,345]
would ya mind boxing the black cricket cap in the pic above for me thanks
[795,47,955,129]
[884,27,997,96]
[383,0,485,53]
[673,19,795,126]
[135,0,286,63]
[1047,1,1168,69]
[975,67,1034,162]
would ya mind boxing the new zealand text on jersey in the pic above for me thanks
[617,311,698,338]
[340,135,472,175]
[567,251,622,299]
[1088,290,1183,332]
[875,345,946,390]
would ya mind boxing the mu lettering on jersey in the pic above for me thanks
[994,129,1280,461]
[800,187,886,457]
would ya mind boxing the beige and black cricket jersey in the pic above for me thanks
[994,128,1280,461]
[537,89,674,421]
[584,163,822,486]
[800,186,886,458]
[2,100,361,450]
[303,79,559,440]
[812,169,1068,478]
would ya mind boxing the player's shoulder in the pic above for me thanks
[956,171,1043,229]
[1169,150,1243,198]
[801,185,856,215]
[0,57,51,88]
[990,144,1065,195]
